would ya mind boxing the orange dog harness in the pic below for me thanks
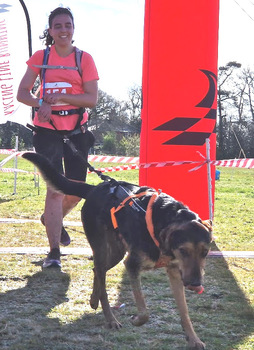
[110,190,160,247]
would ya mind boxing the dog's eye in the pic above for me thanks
[201,249,209,258]
[179,248,189,258]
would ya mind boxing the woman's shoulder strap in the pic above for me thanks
[75,47,83,77]
[36,47,83,77]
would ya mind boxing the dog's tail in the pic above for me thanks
[22,152,95,199]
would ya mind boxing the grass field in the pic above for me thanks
[0,154,253,349]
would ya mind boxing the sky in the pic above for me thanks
[218,0,254,68]
[14,0,254,101]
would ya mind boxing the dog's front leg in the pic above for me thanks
[124,254,149,326]
[92,259,122,330]
[166,265,205,350]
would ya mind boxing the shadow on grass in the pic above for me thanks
[0,248,253,350]
[107,247,254,350]
[0,268,71,350]
[0,198,15,204]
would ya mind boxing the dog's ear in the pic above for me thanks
[201,220,213,232]
[176,209,197,222]
[201,219,214,242]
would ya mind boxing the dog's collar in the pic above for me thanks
[145,192,160,247]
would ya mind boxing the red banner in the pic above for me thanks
[139,0,220,219]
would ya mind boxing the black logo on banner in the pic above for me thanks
[154,70,217,146]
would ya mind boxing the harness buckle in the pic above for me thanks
[59,110,69,116]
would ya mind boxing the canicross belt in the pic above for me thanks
[34,107,82,116]
[51,108,81,116]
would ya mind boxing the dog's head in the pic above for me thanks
[160,219,212,292]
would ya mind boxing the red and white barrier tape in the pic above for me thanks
[0,151,24,168]
[138,160,200,168]
[0,149,16,155]
[87,154,139,164]
[89,164,139,173]
[0,168,33,174]
[212,158,254,169]
[0,150,253,174]
[0,150,139,164]
[0,165,139,175]
[140,158,254,170]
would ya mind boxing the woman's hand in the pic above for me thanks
[37,102,52,123]
[43,93,64,105]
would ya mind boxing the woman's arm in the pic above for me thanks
[17,67,41,108]
[17,67,52,122]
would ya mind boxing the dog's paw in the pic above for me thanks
[107,319,122,330]
[90,295,99,310]
[188,338,206,349]
[131,313,149,326]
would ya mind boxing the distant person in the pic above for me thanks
[17,7,99,268]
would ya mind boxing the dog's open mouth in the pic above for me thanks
[186,285,204,294]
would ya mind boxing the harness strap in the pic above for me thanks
[35,46,83,76]
[33,64,78,71]
[110,191,150,229]
[75,48,83,76]
[145,192,160,247]
[41,46,50,99]
[111,190,160,248]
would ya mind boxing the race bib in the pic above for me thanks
[44,82,72,106]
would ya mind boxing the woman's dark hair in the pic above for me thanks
[40,7,74,46]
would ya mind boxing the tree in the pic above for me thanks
[125,85,142,133]
[88,89,129,143]
[217,61,254,159]
[102,132,117,154]
[0,122,32,150]
[240,68,254,122]
[117,134,140,156]
[88,87,141,148]
[217,61,241,158]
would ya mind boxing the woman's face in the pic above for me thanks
[49,14,74,47]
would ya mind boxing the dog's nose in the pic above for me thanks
[183,279,201,287]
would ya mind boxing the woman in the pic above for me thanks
[17,7,99,268]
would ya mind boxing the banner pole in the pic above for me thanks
[18,0,34,122]
[206,138,213,223]
[18,0,32,57]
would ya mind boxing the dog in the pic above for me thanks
[22,152,212,350]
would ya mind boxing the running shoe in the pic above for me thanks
[40,214,71,246]
[43,248,61,269]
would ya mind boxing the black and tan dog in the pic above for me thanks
[23,152,212,350]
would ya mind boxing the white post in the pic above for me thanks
[34,165,40,195]
[206,138,213,223]
[13,136,18,195]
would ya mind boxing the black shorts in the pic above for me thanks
[33,129,94,181]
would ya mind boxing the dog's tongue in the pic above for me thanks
[186,285,204,294]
